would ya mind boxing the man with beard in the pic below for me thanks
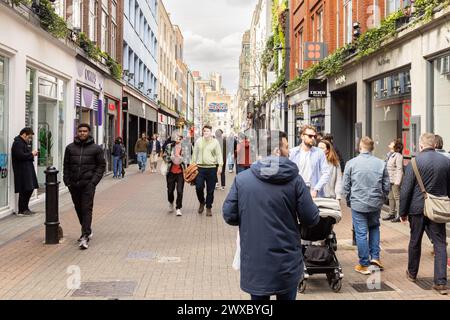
[63,124,106,250]
[289,125,331,198]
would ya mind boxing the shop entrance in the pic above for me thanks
[331,84,357,166]
[128,114,138,163]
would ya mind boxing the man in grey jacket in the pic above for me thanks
[343,137,390,275]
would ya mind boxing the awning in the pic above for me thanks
[158,104,179,119]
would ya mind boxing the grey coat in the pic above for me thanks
[322,163,342,200]
[386,152,404,185]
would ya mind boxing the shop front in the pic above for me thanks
[103,78,122,173]
[0,55,8,209]
[25,67,67,193]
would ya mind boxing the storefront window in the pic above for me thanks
[26,68,66,193]
[0,57,8,208]
[310,98,325,134]
[295,104,304,146]
[371,69,412,160]
[433,53,450,151]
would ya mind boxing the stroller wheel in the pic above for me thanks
[330,279,342,293]
[298,280,307,294]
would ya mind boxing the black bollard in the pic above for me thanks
[45,167,60,244]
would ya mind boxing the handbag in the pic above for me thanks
[160,161,169,176]
[183,164,199,185]
[411,158,450,223]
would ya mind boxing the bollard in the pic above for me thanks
[44,167,61,244]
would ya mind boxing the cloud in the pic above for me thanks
[225,0,255,7]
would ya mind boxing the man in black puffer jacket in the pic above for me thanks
[63,123,106,250]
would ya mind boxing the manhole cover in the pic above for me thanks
[351,282,395,293]
[384,249,408,254]
[414,277,434,290]
[126,251,158,261]
[72,281,137,297]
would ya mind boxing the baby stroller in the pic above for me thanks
[298,198,344,293]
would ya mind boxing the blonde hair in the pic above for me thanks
[360,136,374,152]
[420,133,435,148]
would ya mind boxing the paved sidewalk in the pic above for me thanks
[0,165,448,300]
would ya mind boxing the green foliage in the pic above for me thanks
[10,0,31,6]
[37,0,70,39]
[261,35,275,70]
[262,74,285,102]
[287,1,449,94]
[38,127,52,166]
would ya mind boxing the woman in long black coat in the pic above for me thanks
[11,130,38,214]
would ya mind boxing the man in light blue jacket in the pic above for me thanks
[289,125,331,198]
[343,136,390,275]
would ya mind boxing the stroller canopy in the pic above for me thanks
[313,198,342,224]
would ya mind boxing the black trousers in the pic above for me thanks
[18,190,34,212]
[69,185,96,237]
[215,164,225,187]
[167,172,184,209]
[196,167,217,209]
[408,215,447,286]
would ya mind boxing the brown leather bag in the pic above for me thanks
[184,164,199,185]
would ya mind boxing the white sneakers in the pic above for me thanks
[176,209,182,216]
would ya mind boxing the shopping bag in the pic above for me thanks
[232,231,240,271]
[160,161,169,176]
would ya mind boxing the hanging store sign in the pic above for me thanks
[208,103,228,113]
[308,79,327,98]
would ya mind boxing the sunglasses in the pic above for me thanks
[304,134,317,139]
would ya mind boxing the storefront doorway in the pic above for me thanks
[331,84,357,165]
[0,56,8,209]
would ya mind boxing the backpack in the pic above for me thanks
[411,158,450,223]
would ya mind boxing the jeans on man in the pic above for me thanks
[69,185,96,237]
[167,172,184,210]
[18,190,34,212]
[137,152,147,171]
[250,286,297,301]
[352,210,381,266]
[408,215,447,286]
[113,156,123,178]
[195,167,217,209]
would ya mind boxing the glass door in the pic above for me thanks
[0,57,8,209]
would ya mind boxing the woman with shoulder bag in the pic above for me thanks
[164,133,185,217]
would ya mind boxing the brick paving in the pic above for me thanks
[0,165,448,300]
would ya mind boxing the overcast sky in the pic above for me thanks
[163,0,258,95]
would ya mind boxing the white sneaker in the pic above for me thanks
[169,203,174,213]
[221,186,225,191]
[229,170,233,173]
[79,238,89,250]
[176,209,182,216]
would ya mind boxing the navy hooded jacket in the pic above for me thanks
[223,156,320,296]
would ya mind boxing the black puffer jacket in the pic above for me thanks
[400,148,450,216]
[63,136,106,188]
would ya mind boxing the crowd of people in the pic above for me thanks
[9,122,450,298]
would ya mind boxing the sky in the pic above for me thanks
[163,0,258,95]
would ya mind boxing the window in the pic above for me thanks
[311,15,315,41]
[299,29,303,69]
[53,0,64,18]
[111,23,117,59]
[316,10,323,42]
[89,0,97,41]
[111,1,117,22]
[386,0,400,16]
[72,0,82,29]
[0,56,8,208]
[344,0,353,44]
[101,10,108,52]
[433,53,450,151]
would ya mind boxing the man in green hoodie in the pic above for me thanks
[192,125,223,216]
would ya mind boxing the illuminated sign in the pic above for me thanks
[208,103,228,113]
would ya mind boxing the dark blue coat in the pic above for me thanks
[223,156,319,296]
[400,148,450,217]
[148,140,161,154]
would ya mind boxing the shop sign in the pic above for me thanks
[0,153,7,179]
[76,60,104,91]
[335,75,346,86]
[402,101,412,157]
[208,103,228,113]
[108,103,116,111]
[159,114,167,125]
[308,79,327,98]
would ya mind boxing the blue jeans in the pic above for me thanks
[113,156,123,178]
[251,287,297,301]
[227,153,234,171]
[195,167,217,209]
[137,152,147,172]
[352,210,381,267]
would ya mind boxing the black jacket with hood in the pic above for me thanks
[63,136,106,188]
[223,156,319,296]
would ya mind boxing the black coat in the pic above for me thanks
[63,136,106,188]
[223,156,320,296]
[148,140,161,154]
[400,148,450,217]
[11,136,38,193]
